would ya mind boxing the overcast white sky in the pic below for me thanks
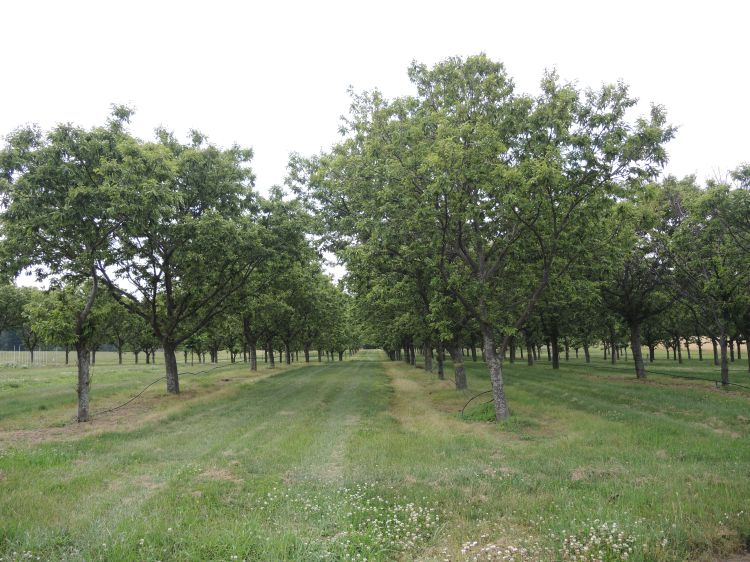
[2,0,748,193]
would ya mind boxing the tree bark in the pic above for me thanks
[447,343,467,390]
[76,344,91,422]
[584,344,591,363]
[424,344,433,373]
[268,341,275,368]
[163,340,180,394]
[550,326,560,369]
[630,322,646,379]
[118,348,123,364]
[437,343,445,380]
[684,338,691,360]
[482,327,509,420]
[338,351,344,361]
[304,343,310,363]
[719,332,729,386]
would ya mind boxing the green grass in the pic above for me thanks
[0,350,748,561]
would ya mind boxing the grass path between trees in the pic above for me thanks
[0,350,749,561]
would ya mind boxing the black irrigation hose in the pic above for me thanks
[460,390,493,418]
[460,361,750,419]
[88,362,243,420]
[555,361,750,391]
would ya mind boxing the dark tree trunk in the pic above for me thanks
[545,340,551,361]
[509,336,516,363]
[482,327,509,420]
[648,345,655,362]
[268,341,275,369]
[304,343,310,363]
[584,344,591,364]
[684,338,691,360]
[183,349,188,364]
[250,346,258,371]
[424,344,433,373]
[163,341,180,394]
[437,343,445,380]
[65,346,70,365]
[318,347,322,362]
[338,351,344,361]
[285,343,291,365]
[409,345,416,366]
[447,343,467,390]
[697,336,703,360]
[564,338,570,361]
[630,322,646,379]
[118,348,123,364]
[675,337,682,364]
[134,351,139,364]
[146,351,151,364]
[91,349,96,365]
[720,332,730,386]
[729,338,735,362]
[470,345,477,362]
[526,340,534,366]
[550,329,560,370]
[76,344,91,422]
[746,339,750,373]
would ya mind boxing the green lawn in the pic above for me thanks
[0,350,748,561]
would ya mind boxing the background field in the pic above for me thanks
[1,350,748,561]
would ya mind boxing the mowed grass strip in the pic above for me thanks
[0,350,749,561]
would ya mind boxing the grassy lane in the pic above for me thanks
[1,351,749,561]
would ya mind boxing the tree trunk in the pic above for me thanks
[684,338,691,360]
[447,343,467,390]
[550,328,560,370]
[424,344,433,373]
[65,346,70,365]
[719,332,729,386]
[250,346,258,371]
[76,344,91,422]
[146,351,151,364]
[545,340,551,361]
[409,345,416,366]
[482,327,509,420]
[470,345,477,362]
[675,337,682,364]
[338,351,344,361]
[509,336,516,363]
[118,348,123,364]
[527,340,534,366]
[268,341,275,368]
[648,345,655,362]
[285,343,291,365]
[630,322,646,379]
[697,336,703,361]
[163,341,180,394]
[318,347,322,362]
[564,338,570,361]
[134,351,139,364]
[746,339,750,373]
[584,344,591,363]
[437,343,445,380]
[304,343,310,363]
[729,338,735,362]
